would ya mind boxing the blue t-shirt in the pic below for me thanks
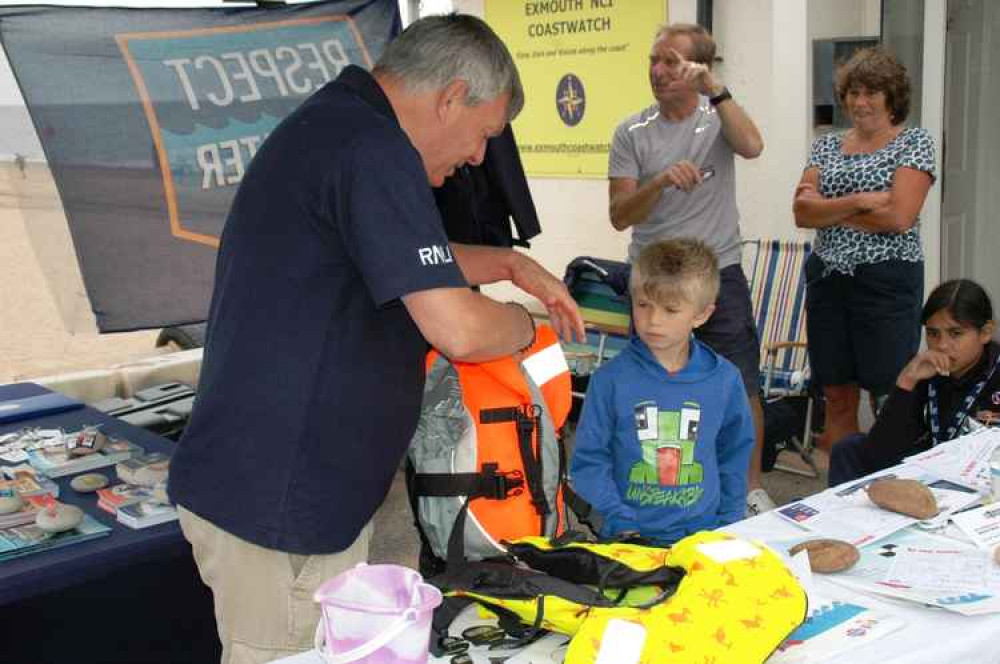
[169,66,466,554]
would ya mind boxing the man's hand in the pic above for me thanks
[658,159,704,193]
[510,254,585,343]
[671,48,723,97]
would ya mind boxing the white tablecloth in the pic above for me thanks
[725,510,1000,664]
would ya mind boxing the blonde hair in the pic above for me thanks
[632,238,720,310]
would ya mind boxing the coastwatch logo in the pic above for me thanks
[556,73,585,127]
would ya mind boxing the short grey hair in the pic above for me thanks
[373,14,524,121]
[654,23,716,67]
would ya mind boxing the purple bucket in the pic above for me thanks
[313,563,442,664]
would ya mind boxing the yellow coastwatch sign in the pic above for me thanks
[486,0,666,178]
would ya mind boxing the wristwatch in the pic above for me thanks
[709,87,732,106]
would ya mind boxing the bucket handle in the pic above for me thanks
[314,607,419,664]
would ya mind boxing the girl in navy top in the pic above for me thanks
[829,279,1000,485]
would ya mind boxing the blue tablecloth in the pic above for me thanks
[1,382,219,663]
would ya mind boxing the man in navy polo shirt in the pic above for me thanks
[168,14,584,663]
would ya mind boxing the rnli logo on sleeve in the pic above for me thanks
[418,244,454,266]
[556,73,585,127]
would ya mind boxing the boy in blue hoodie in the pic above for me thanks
[571,238,754,544]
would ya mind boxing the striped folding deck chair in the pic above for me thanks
[742,239,818,477]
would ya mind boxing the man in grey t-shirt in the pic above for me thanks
[608,23,774,515]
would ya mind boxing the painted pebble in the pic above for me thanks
[70,473,109,493]
[35,503,85,533]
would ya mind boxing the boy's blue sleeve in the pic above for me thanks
[570,370,638,537]
[715,370,755,525]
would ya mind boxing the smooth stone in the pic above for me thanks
[0,491,24,515]
[70,473,109,493]
[35,503,85,533]
[132,462,169,488]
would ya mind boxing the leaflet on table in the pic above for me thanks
[0,428,66,465]
[0,467,59,497]
[906,428,1000,493]
[116,500,178,529]
[826,528,1000,615]
[768,591,905,664]
[0,513,111,562]
[777,464,984,546]
[27,438,144,478]
[951,502,1000,551]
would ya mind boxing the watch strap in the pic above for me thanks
[709,87,732,106]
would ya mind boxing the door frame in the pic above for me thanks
[921,0,946,291]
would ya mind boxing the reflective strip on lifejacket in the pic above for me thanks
[522,342,570,387]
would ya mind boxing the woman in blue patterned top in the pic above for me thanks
[793,47,936,458]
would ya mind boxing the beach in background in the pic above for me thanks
[0,156,163,384]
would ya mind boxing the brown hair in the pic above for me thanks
[632,238,720,310]
[834,46,911,125]
[655,23,716,66]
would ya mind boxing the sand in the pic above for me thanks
[0,161,162,384]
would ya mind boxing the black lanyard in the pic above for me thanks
[927,353,1000,446]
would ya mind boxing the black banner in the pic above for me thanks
[0,0,399,332]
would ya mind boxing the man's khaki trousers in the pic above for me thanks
[179,506,372,664]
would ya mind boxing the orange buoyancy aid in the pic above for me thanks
[408,323,573,562]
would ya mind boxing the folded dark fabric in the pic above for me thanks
[0,391,84,424]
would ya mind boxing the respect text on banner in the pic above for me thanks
[0,0,399,332]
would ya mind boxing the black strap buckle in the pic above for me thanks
[480,463,523,499]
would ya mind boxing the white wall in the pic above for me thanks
[808,0,878,40]
[972,1,999,294]
[464,0,816,307]
[713,0,812,242]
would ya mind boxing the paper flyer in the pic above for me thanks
[769,593,905,664]
[827,529,1000,616]
[777,464,984,546]
[951,502,1000,551]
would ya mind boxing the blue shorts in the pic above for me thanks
[695,265,761,396]
[805,256,923,397]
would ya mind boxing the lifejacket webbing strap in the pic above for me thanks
[429,596,474,657]
[480,406,521,424]
[446,497,475,569]
[480,405,550,521]
[557,435,604,536]
[411,464,524,500]
[517,407,549,520]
